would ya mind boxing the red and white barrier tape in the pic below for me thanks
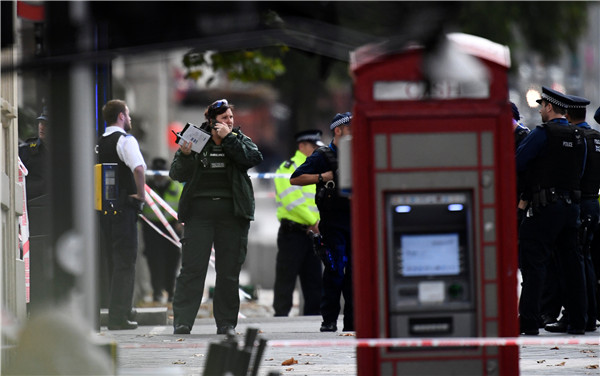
[119,336,598,350]
[146,184,179,220]
[268,336,600,348]
[144,185,180,244]
[139,214,181,249]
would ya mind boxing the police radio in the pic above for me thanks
[95,163,119,214]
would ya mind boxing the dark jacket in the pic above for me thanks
[18,137,48,200]
[169,128,262,221]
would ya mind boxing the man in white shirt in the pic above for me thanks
[97,99,146,330]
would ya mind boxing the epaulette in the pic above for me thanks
[283,160,293,169]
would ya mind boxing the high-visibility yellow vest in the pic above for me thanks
[274,150,319,225]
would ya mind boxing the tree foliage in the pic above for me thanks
[182,2,590,84]
[183,46,288,85]
[458,1,589,61]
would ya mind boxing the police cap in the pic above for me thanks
[295,129,323,145]
[330,112,352,130]
[565,94,591,109]
[536,86,569,109]
[36,112,48,122]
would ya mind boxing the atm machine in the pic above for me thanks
[350,33,519,375]
[387,191,475,339]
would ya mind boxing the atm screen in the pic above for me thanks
[400,233,460,277]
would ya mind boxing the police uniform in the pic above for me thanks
[544,95,599,332]
[98,125,146,328]
[291,113,354,332]
[273,130,323,316]
[512,101,530,150]
[18,111,49,201]
[142,158,183,303]
[516,87,587,334]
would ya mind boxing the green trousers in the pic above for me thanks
[172,197,250,329]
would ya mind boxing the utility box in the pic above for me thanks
[350,33,519,375]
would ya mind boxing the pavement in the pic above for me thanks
[93,291,599,376]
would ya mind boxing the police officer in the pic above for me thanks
[19,110,49,201]
[142,157,183,304]
[594,105,600,324]
[97,99,147,330]
[516,86,587,335]
[272,130,324,317]
[19,109,52,314]
[545,95,599,333]
[290,112,353,332]
[512,102,530,150]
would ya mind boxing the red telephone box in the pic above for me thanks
[350,33,519,375]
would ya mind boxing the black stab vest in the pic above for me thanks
[528,122,585,192]
[97,132,137,197]
[581,127,600,198]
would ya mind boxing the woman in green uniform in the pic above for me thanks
[170,99,263,335]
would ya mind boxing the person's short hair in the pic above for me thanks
[567,107,586,121]
[205,99,234,121]
[565,94,589,122]
[102,99,127,125]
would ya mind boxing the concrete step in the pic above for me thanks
[100,307,168,326]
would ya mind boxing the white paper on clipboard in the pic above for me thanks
[178,124,211,153]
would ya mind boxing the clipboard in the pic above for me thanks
[172,123,212,153]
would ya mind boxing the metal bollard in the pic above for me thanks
[202,327,268,376]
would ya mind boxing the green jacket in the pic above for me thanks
[169,128,263,222]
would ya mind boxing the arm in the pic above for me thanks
[290,149,334,186]
[516,126,546,172]
[132,165,146,201]
[290,170,334,186]
[169,148,196,183]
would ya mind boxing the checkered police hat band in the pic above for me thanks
[330,115,352,129]
[541,93,567,108]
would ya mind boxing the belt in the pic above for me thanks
[280,218,309,233]
[532,188,581,207]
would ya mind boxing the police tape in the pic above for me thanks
[147,169,290,179]
[143,185,180,245]
[146,185,179,220]
[119,336,599,350]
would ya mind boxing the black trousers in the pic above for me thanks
[319,223,353,330]
[273,224,322,316]
[142,221,181,301]
[172,197,249,330]
[519,200,587,330]
[99,207,138,324]
[540,199,599,327]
